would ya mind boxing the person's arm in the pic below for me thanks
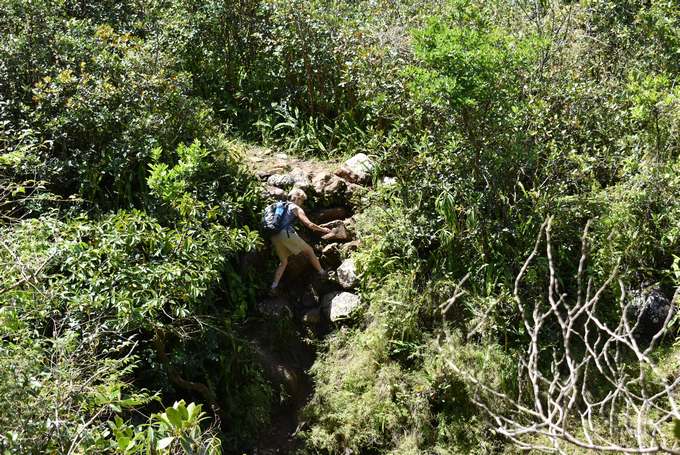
[294,207,331,235]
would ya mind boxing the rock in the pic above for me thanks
[311,172,332,193]
[337,259,358,289]
[264,185,286,200]
[309,207,349,224]
[321,220,351,242]
[335,153,374,184]
[256,297,291,318]
[321,291,362,322]
[627,286,677,342]
[320,242,341,270]
[274,153,289,160]
[256,170,272,180]
[289,167,312,190]
[325,176,348,198]
[345,182,364,197]
[312,172,347,199]
[343,217,357,237]
[340,240,361,255]
[346,153,374,173]
[267,173,295,188]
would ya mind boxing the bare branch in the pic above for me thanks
[443,218,680,453]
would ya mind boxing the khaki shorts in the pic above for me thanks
[271,229,309,259]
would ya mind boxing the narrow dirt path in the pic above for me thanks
[238,145,369,454]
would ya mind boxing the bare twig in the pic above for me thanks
[442,218,680,453]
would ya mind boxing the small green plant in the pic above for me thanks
[107,401,221,454]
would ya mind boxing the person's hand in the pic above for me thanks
[320,227,332,235]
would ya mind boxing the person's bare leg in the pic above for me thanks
[302,246,323,273]
[272,256,288,289]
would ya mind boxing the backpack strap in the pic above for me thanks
[280,202,295,235]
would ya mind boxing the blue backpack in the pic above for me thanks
[261,201,291,236]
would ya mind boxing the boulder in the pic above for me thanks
[336,259,358,289]
[335,153,374,184]
[321,291,362,322]
[321,220,351,242]
[325,177,348,198]
[627,286,677,342]
[264,185,286,200]
[345,182,364,197]
[343,217,357,237]
[267,173,295,188]
[289,167,312,190]
[320,242,341,270]
[312,172,347,199]
[340,240,361,255]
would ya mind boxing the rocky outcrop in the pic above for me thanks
[248,147,368,325]
[340,240,361,255]
[336,259,358,289]
[320,243,341,270]
[321,291,362,321]
[267,173,295,188]
[264,185,287,200]
[321,219,352,242]
[627,286,677,342]
[335,153,374,185]
[289,167,312,190]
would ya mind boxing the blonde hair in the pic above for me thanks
[288,188,307,202]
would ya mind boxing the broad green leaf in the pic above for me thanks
[157,436,175,450]
[165,407,183,429]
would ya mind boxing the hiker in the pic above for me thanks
[266,188,331,294]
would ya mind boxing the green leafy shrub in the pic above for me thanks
[0,209,268,452]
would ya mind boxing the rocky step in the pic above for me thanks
[259,153,376,205]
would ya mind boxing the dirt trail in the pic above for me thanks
[245,146,339,180]
[239,146,366,454]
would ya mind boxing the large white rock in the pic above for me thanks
[336,259,358,289]
[336,153,374,184]
[345,153,374,175]
[321,291,362,321]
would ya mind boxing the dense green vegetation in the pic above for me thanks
[1,0,678,453]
